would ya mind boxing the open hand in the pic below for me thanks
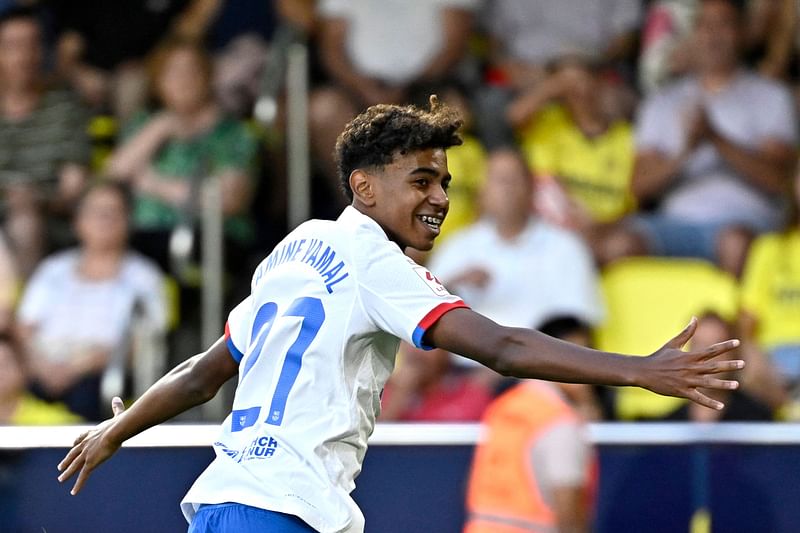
[638,318,744,410]
[57,397,126,495]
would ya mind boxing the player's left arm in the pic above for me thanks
[57,336,238,495]
[425,308,743,410]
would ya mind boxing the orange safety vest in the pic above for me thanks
[464,381,597,533]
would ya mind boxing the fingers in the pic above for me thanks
[57,448,84,484]
[71,463,94,495]
[665,317,698,350]
[695,339,741,360]
[698,359,745,374]
[688,388,725,411]
[111,397,125,417]
[58,444,83,473]
[73,430,89,447]
[689,376,740,391]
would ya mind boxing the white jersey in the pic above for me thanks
[181,207,466,532]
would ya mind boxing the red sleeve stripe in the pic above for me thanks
[412,300,469,350]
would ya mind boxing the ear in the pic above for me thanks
[350,169,376,207]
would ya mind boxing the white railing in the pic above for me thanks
[3,423,800,449]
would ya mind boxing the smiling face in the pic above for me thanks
[353,148,451,251]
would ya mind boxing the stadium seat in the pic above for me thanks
[595,257,739,420]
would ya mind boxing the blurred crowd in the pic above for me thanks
[0,0,799,441]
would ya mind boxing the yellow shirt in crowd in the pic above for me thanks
[442,134,487,242]
[740,229,800,350]
[520,104,635,223]
[10,394,82,425]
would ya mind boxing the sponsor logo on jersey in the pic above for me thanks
[215,435,280,463]
[412,265,448,296]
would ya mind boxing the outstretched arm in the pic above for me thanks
[57,337,238,495]
[426,309,742,410]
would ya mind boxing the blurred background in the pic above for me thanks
[0,0,799,531]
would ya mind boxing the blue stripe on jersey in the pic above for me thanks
[412,325,430,350]
[226,335,244,363]
[231,406,262,432]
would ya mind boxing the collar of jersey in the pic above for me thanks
[338,206,390,242]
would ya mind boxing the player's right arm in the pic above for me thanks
[57,336,238,495]
[426,308,743,410]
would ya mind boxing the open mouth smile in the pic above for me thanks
[417,214,443,233]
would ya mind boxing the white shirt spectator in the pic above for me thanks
[318,0,479,85]
[487,0,641,64]
[428,218,604,331]
[18,249,167,363]
[636,70,798,229]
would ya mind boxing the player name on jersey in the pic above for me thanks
[254,237,350,294]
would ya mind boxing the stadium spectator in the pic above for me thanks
[476,0,641,147]
[51,0,222,118]
[17,182,167,421]
[428,147,604,334]
[310,0,477,209]
[106,38,259,275]
[599,0,798,277]
[0,332,81,425]
[667,312,777,421]
[0,7,91,277]
[508,55,636,261]
[639,0,798,93]
[379,344,494,422]
[463,378,597,533]
[739,166,800,412]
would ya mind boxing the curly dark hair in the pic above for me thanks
[335,95,463,201]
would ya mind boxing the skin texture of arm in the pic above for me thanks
[551,486,589,533]
[426,308,743,409]
[631,150,689,202]
[57,336,238,495]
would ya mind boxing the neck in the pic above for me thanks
[79,249,124,279]
[1,86,39,119]
[495,214,528,240]
[699,68,737,92]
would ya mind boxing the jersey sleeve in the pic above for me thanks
[357,247,468,350]
[224,296,253,363]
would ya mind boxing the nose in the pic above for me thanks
[429,184,449,209]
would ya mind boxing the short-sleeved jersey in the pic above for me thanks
[181,207,467,532]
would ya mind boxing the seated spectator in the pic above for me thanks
[310,0,477,210]
[428,147,604,333]
[601,0,798,277]
[508,55,636,260]
[0,7,91,276]
[379,345,494,422]
[667,312,777,421]
[639,0,798,93]
[17,182,167,421]
[106,38,259,275]
[739,166,800,411]
[0,332,81,425]
[463,379,597,533]
[52,0,222,118]
[476,0,641,147]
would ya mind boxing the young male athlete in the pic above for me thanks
[57,98,744,533]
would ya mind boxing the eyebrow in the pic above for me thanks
[410,167,451,181]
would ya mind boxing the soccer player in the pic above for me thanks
[57,97,743,533]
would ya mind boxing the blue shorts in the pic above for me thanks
[189,503,317,533]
